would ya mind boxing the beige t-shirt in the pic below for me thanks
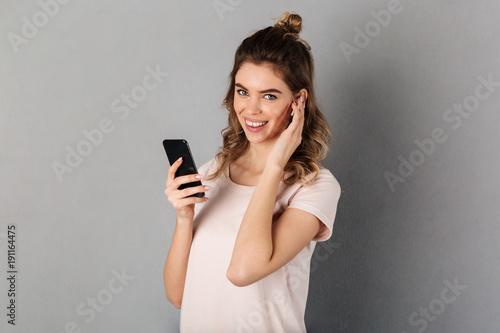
[179,158,341,333]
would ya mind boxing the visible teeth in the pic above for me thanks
[246,120,267,127]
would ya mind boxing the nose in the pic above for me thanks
[245,96,261,115]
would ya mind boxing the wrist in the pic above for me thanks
[176,215,194,227]
[262,162,284,180]
[265,154,288,174]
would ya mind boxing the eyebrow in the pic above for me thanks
[235,83,282,94]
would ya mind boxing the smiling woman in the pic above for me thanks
[163,11,341,332]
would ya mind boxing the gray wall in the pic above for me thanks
[1,1,499,332]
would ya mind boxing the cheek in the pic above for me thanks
[233,98,244,115]
[276,103,291,120]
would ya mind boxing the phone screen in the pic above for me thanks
[163,139,204,198]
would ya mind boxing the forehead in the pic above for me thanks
[235,62,289,91]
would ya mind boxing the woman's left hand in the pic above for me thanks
[267,94,306,170]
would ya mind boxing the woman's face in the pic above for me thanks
[233,62,296,145]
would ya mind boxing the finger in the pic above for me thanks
[171,173,203,190]
[177,195,209,207]
[166,183,209,200]
[288,101,302,131]
[169,195,208,211]
[176,184,211,199]
[298,95,306,117]
[285,101,304,149]
[166,173,204,197]
[296,96,305,124]
[166,157,183,185]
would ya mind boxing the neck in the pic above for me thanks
[238,138,278,174]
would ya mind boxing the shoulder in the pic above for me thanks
[316,167,341,192]
[298,167,341,196]
[286,166,341,208]
[315,167,340,185]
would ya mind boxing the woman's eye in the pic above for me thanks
[264,94,277,100]
[237,89,248,96]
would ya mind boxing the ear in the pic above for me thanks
[294,89,308,103]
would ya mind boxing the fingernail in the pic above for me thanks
[195,174,203,179]
[204,185,211,190]
[300,96,304,103]
[177,157,182,162]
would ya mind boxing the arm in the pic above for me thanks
[226,164,322,287]
[227,92,321,287]
[163,158,210,308]
[163,216,193,309]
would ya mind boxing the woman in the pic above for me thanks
[164,12,341,332]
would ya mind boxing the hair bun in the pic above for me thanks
[274,11,302,34]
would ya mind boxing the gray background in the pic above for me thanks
[1,0,499,332]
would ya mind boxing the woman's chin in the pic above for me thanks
[244,131,280,146]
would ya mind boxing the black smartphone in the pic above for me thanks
[163,139,204,198]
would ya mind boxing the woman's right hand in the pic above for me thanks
[165,157,210,220]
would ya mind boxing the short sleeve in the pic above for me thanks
[287,168,341,242]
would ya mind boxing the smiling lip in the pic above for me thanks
[244,117,268,133]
